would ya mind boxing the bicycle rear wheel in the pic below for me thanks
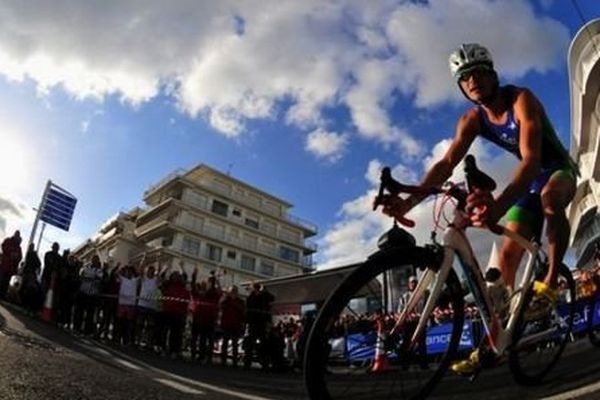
[509,263,575,385]
[303,247,465,400]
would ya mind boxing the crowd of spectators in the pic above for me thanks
[5,228,600,370]
[0,230,308,372]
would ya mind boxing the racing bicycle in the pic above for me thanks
[303,155,576,400]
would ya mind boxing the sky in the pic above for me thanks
[0,0,599,270]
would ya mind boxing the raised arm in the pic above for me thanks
[382,110,479,221]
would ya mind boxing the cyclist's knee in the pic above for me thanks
[540,196,568,219]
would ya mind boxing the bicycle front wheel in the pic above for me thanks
[303,247,465,400]
[509,263,576,385]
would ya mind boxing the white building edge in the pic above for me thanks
[568,18,600,269]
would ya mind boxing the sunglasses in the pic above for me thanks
[458,66,492,82]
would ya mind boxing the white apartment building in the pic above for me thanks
[74,164,318,291]
[568,18,600,269]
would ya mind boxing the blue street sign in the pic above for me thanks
[40,186,77,231]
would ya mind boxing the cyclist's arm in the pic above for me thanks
[494,89,542,215]
[408,109,479,205]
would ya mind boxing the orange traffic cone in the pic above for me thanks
[370,316,390,373]
[41,276,55,322]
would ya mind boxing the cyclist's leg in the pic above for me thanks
[500,204,539,289]
[540,169,576,288]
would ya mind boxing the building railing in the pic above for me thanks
[144,169,186,198]
[196,180,318,235]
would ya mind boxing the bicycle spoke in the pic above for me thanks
[304,255,464,400]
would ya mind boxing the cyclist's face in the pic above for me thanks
[459,67,496,101]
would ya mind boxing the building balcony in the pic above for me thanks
[143,169,187,200]
[571,191,598,244]
[194,178,318,236]
[172,218,310,267]
[179,191,317,254]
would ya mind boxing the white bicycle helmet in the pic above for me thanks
[449,43,494,80]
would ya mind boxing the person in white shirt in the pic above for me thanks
[74,255,103,335]
[116,264,140,345]
[135,264,160,348]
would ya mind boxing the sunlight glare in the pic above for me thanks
[0,133,31,194]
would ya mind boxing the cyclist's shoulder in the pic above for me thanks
[509,85,543,110]
[457,107,482,133]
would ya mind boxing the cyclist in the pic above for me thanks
[381,43,578,375]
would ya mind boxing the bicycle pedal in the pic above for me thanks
[468,367,481,382]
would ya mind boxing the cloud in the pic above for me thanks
[305,128,348,162]
[0,195,28,237]
[316,139,518,270]
[385,0,570,107]
[0,0,569,159]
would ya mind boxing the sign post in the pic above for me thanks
[28,180,77,250]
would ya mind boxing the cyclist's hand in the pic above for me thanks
[467,189,500,227]
[379,196,416,227]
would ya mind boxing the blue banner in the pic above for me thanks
[344,295,600,363]
[562,295,600,334]
[426,321,473,354]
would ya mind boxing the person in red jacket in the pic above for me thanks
[160,270,190,358]
[219,285,245,366]
[0,231,22,299]
[190,270,221,364]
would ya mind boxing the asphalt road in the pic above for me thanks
[1,303,600,400]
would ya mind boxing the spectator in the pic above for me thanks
[136,263,159,349]
[58,254,80,329]
[398,276,428,370]
[243,282,274,369]
[55,249,72,326]
[20,243,42,314]
[578,270,598,299]
[263,321,287,372]
[190,271,221,364]
[295,310,316,369]
[41,242,61,296]
[0,230,22,299]
[98,263,119,340]
[158,269,189,358]
[219,285,245,366]
[74,255,103,335]
[116,264,140,345]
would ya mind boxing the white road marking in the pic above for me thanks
[79,341,142,371]
[92,342,275,400]
[78,341,113,356]
[113,357,143,371]
[541,380,600,400]
[155,378,205,395]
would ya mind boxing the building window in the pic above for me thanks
[211,200,229,217]
[245,218,259,229]
[232,208,242,217]
[227,250,237,259]
[182,237,201,256]
[279,246,300,263]
[259,261,275,276]
[241,255,256,272]
[206,244,222,262]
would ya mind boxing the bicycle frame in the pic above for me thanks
[395,207,541,357]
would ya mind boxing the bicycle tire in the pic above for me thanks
[508,263,576,386]
[589,327,600,347]
[303,246,465,400]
